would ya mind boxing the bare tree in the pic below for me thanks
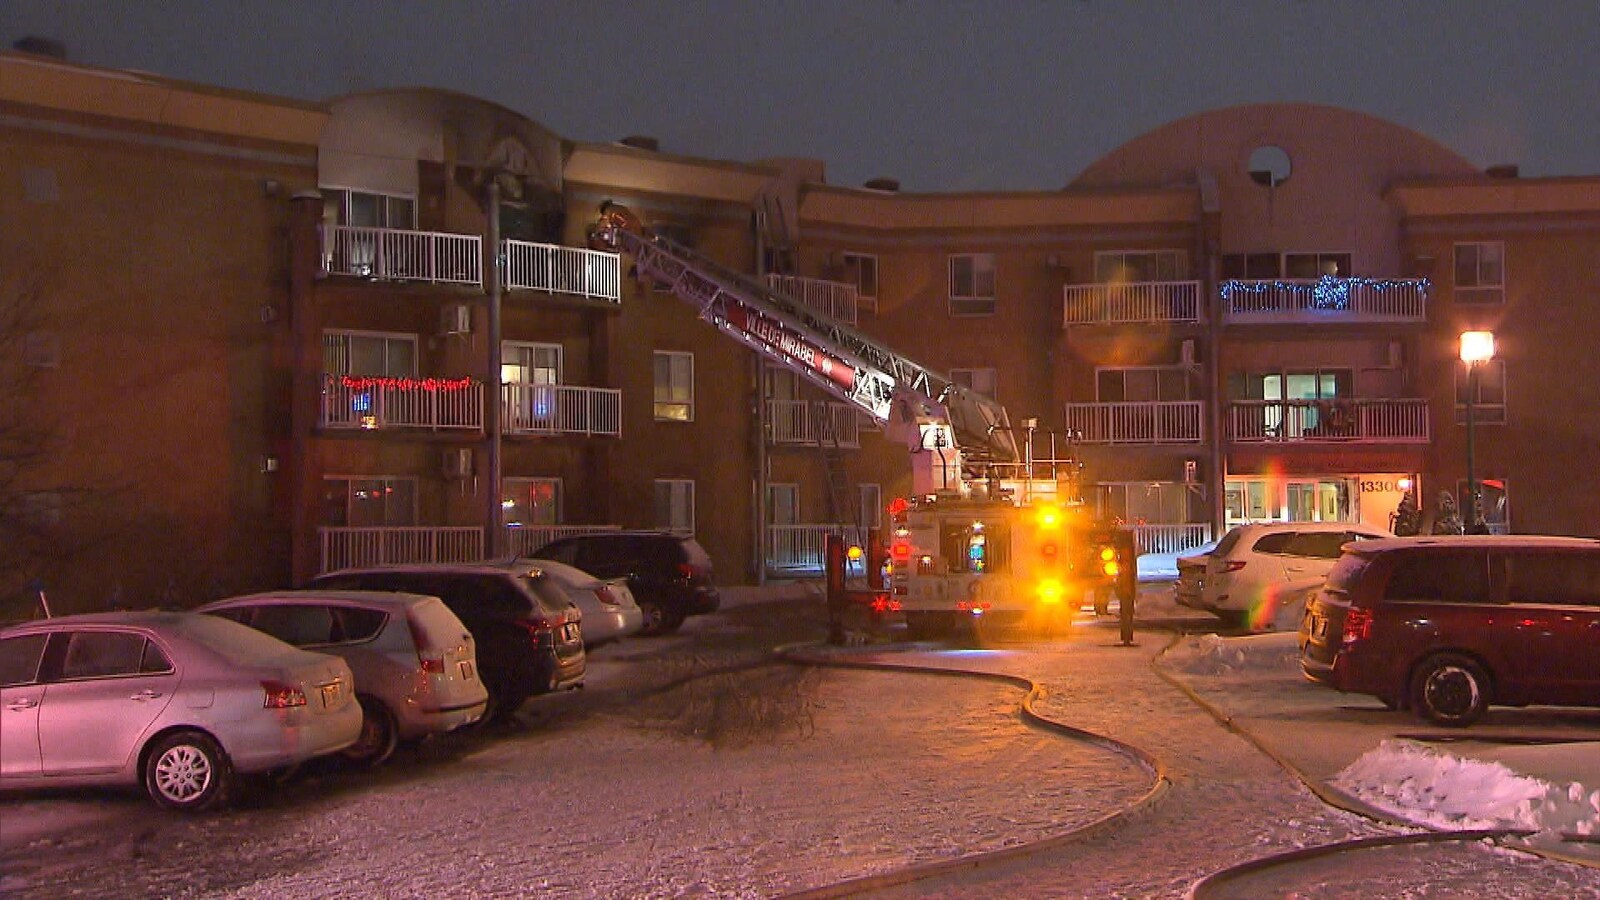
[0,269,63,620]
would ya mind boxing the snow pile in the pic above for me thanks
[1163,632,1300,676]
[1333,738,1600,840]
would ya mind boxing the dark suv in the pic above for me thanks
[1301,535,1600,726]
[532,531,718,636]
[307,561,585,720]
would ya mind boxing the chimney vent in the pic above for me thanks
[863,177,900,193]
[1485,164,1520,179]
[618,135,660,152]
[13,36,67,58]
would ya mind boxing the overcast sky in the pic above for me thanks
[5,1,1597,191]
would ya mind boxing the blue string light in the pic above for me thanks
[1219,275,1430,311]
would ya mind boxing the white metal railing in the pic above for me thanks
[1220,277,1427,323]
[1132,523,1213,556]
[321,375,484,431]
[319,526,483,574]
[506,525,620,559]
[767,274,859,325]
[1227,399,1430,443]
[502,240,622,303]
[503,383,622,437]
[767,524,866,572]
[321,225,482,285]
[1063,401,1204,444]
[767,400,861,448]
[1063,281,1202,325]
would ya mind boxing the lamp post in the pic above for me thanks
[1459,330,1495,533]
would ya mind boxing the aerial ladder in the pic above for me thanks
[590,202,1135,640]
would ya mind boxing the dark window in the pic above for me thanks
[1504,554,1600,607]
[1383,553,1492,603]
[333,607,389,642]
[60,632,148,679]
[1213,526,1248,556]
[1283,531,1349,560]
[250,605,337,646]
[1251,532,1296,554]
[536,540,579,567]
[1324,553,1371,593]
[0,633,49,687]
[140,641,174,674]
[577,539,632,578]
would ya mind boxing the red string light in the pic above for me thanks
[339,375,476,392]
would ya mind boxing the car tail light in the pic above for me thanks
[513,618,557,646]
[1342,606,1373,645]
[262,680,307,709]
[1224,560,1248,572]
[677,562,695,580]
[418,656,446,675]
[407,614,446,673]
[594,586,620,607]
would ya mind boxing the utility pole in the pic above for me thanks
[485,179,504,558]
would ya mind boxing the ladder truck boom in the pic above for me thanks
[590,202,1018,468]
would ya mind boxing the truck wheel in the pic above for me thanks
[905,612,952,641]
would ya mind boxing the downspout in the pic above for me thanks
[485,179,504,558]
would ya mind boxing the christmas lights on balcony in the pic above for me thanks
[1219,275,1430,311]
[338,375,476,392]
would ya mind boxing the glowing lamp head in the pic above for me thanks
[1100,546,1117,562]
[1103,560,1120,578]
[1398,477,1414,492]
[1035,505,1062,530]
[1460,330,1495,364]
[847,545,863,561]
[1037,578,1065,605]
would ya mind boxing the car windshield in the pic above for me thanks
[1213,527,1247,557]
[1323,552,1370,594]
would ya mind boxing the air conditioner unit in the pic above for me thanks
[442,447,474,479]
[1181,339,1198,366]
[440,303,472,336]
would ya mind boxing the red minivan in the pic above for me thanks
[1301,535,1600,726]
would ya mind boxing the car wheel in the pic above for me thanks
[905,612,954,641]
[638,601,678,636]
[144,731,231,812]
[342,695,399,768]
[1410,653,1490,727]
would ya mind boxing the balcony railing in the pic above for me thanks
[506,524,620,559]
[1063,281,1202,326]
[768,524,867,573]
[1220,277,1427,324]
[1063,401,1204,445]
[322,225,482,286]
[767,400,861,448]
[503,383,622,437]
[1227,399,1430,443]
[502,240,622,304]
[319,526,483,574]
[767,275,859,325]
[321,375,484,431]
[1132,523,1214,556]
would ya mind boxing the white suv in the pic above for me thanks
[1175,522,1392,631]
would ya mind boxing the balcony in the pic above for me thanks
[322,225,482,286]
[767,400,861,448]
[768,524,868,574]
[319,526,483,574]
[1063,281,1202,326]
[767,274,859,325]
[1063,401,1204,445]
[1131,523,1214,556]
[1220,277,1427,324]
[321,375,484,431]
[1227,399,1430,443]
[503,240,622,304]
[506,524,620,558]
[503,383,622,437]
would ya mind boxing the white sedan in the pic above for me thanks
[0,611,362,811]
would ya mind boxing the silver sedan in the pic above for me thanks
[0,610,361,811]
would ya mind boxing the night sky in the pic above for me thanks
[5,1,1597,191]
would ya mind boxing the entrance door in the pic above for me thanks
[503,342,562,431]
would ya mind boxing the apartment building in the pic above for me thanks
[7,51,1599,614]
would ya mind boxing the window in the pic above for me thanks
[1456,478,1510,535]
[250,605,338,646]
[842,253,878,301]
[654,351,694,421]
[1283,253,1351,279]
[654,479,695,534]
[1097,482,1192,524]
[323,477,417,527]
[0,634,49,687]
[60,631,152,679]
[1454,242,1505,304]
[858,484,882,531]
[504,343,563,429]
[1097,367,1196,402]
[502,342,562,386]
[1220,252,1351,280]
[768,484,799,525]
[1454,359,1506,425]
[1282,531,1355,560]
[950,368,998,400]
[1093,250,1187,283]
[504,477,562,527]
[1504,554,1600,607]
[1383,552,1492,604]
[948,253,996,316]
[323,331,417,378]
[1220,253,1286,280]
[320,187,416,230]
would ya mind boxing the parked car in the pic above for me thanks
[1176,522,1392,631]
[520,559,643,647]
[306,561,584,721]
[0,611,360,811]
[199,590,488,766]
[532,531,719,636]
[1302,535,1600,726]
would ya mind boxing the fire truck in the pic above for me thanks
[590,203,1136,639]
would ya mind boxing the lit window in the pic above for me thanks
[653,351,694,421]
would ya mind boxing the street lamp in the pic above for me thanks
[1460,330,1496,533]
